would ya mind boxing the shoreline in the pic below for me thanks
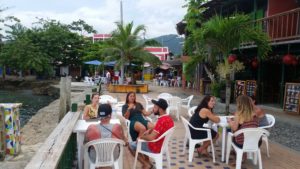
[0,83,89,169]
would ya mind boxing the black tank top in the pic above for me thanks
[189,109,209,128]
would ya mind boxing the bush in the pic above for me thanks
[210,81,225,97]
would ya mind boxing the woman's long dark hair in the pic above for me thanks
[195,95,214,114]
[125,92,136,104]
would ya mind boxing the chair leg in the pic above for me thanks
[226,137,232,164]
[236,151,243,169]
[166,151,171,169]
[258,150,263,169]
[154,157,163,169]
[264,137,270,157]
[188,141,196,162]
[210,140,216,163]
[133,152,138,169]
[182,137,187,155]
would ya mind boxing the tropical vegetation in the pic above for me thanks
[183,0,271,113]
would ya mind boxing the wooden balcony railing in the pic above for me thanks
[254,8,300,42]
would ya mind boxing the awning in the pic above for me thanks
[84,60,102,65]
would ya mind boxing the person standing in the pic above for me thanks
[106,70,111,84]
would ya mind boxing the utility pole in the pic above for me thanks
[120,0,123,26]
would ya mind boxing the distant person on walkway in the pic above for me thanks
[122,92,154,142]
[250,96,268,127]
[106,70,111,84]
[128,98,174,169]
[189,95,220,157]
[85,104,128,162]
[83,93,99,120]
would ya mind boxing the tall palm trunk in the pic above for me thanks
[225,74,231,114]
[119,64,124,84]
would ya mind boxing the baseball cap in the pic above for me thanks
[98,104,112,119]
[151,98,168,110]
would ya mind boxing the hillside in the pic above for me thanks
[151,34,184,56]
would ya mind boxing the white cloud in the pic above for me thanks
[2,0,186,38]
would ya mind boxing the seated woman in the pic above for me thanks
[250,96,268,127]
[122,92,154,141]
[228,95,260,164]
[189,95,220,157]
[83,93,99,120]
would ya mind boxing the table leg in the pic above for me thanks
[221,126,226,162]
[77,132,84,169]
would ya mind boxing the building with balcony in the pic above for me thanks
[177,0,300,107]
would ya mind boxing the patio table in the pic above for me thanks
[73,118,120,169]
[217,115,234,162]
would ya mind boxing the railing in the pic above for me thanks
[25,111,80,169]
[255,8,300,42]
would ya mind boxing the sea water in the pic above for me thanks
[0,89,58,127]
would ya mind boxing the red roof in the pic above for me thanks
[93,34,111,39]
[144,47,169,61]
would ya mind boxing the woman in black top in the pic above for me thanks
[122,92,154,141]
[189,95,220,156]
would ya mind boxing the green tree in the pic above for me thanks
[185,0,271,112]
[103,22,161,84]
[197,14,270,113]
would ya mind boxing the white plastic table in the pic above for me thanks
[217,116,234,162]
[73,119,120,169]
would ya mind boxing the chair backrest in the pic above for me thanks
[167,96,182,109]
[188,106,197,117]
[84,138,125,167]
[125,119,132,142]
[142,94,152,104]
[156,127,175,153]
[260,114,275,129]
[180,116,192,139]
[157,93,173,100]
[186,95,194,107]
[233,128,269,151]
[100,95,117,104]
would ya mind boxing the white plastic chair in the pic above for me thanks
[180,116,215,163]
[84,138,125,169]
[99,95,117,104]
[174,76,181,87]
[187,106,197,118]
[166,96,182,121]
[157,93,173,100]
[226,128,270,169]
[181,95,194,111]
[133,127,175,169]
[142,94,154,112]
[125,119,132,142]
[259,114,275,157]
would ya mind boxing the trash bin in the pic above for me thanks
[71,103,78,112]
[0,103,22,157]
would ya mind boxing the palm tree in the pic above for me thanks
[103,22,161,84]
[186,14,271,113]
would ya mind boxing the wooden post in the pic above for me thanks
[59,77,67,121]
[66,76,71,112]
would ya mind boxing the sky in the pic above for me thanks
[1,0,187,38]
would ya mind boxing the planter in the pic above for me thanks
[108,84,148,93]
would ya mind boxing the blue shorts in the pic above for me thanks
[129,141,153,153]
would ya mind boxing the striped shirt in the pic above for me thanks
[234,117,259,145]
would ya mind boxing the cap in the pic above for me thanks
[97,104,112,119]
[151,98,168,110]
